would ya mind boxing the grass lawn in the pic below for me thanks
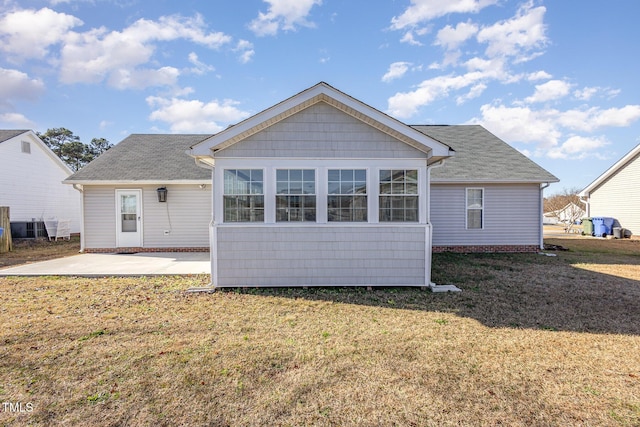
[0,237,639,426]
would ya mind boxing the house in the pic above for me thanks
[63,134,212,252]
[543,202,585,226]
[413,125,558,252]
[66,82,558,287]
[0,130,81,236]
[580,143,640,237]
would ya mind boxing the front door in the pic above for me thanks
[116,189,142,248]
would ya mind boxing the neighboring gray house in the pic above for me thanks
[580,143,640,237]
[0,129,81,235]
[66,82,558,288]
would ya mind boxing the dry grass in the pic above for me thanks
[0,237,80,268]
[0,236,639,426]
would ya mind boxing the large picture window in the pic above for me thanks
[379,169,418,222]
[223,169,264,222]
[327,169,367,222]
[466,188,484,229]
[276,169,316,222]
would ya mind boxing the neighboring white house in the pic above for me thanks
[65,82,558,288]
[0,130,81,235]
[543,202,585,225]
[580,143,640,237]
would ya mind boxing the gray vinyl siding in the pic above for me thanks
[589,151,640,236]
[83,185,211,249]
[431,184,541,246]
[215,226,426,286]
[83,186,116,248]
[142,185,211,247]
[216,103,426,159]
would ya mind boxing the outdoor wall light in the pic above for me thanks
[157,187,168,202]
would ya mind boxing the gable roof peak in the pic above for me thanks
[189,82,453,161]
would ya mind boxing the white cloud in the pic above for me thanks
[108,67,181,90]
[234,40,255,64]
[382,62,412,82]
[548,136,610,160]
[0,112,36,128]
[391,0,498,30]
[146,96,251,133]
[475,103,562,149]
[527,70,552,81]
[0,68,45,101]
[188,52,216,75]
[249,0,322,37]
[435,20,478,50]
[0,7,82,61]
[525,79,572,103]
[473,102,640,159]
[476,2,547,60]
[388,71,486,118]
[456,83,486,104]
[59,14,232,89]
[557,105,640,132]
[574,87,600,101]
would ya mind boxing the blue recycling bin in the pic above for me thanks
[592,217,615,237]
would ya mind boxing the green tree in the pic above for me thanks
[61,141,91,172]
[87,137,113,157]
[37,128,80,159]
[37,128,112,171]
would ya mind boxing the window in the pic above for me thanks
[276,169,316,222]
[21,141,31,154]
[328,169,367,222]
[223,169,264,222]
[466,188,484,229]
[379,169,418,222]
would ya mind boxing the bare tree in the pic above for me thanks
[544,187,585,233]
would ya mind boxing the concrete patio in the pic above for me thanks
[0,252,210,277]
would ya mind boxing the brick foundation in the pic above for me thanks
[84,247,209,254]
[432,245,540,254]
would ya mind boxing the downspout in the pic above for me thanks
[540,183,550,250]
[426,160,446,288]
[579,194,590,217]
[72,184,85,252]
[187,157,216,291]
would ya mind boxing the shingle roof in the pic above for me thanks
[66,134,212,182]
[65,126,557,184]
[0,129,28,143]
[413,125,558,183]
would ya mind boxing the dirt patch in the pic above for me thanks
[0,237,80,268]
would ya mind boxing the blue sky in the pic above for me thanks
[1,0,639,194]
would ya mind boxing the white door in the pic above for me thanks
[116,189,142,247]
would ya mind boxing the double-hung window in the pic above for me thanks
[466,188,484,229]
[276,169,316,222]
[327,169,367,222]
[379,169,418,222]
[223,169,264,222]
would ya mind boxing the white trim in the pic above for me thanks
[190,82,453,158]
[465,187,484,230]
[580,143,640,196]
[115,189,143,247]
[215,161,428,226]
[65,179,209,185]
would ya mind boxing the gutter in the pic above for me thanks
[188,157,216,291]
[72,184,85,252]
[578,194,590,218]
[539,183,551,250]
[426,160,447,291]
